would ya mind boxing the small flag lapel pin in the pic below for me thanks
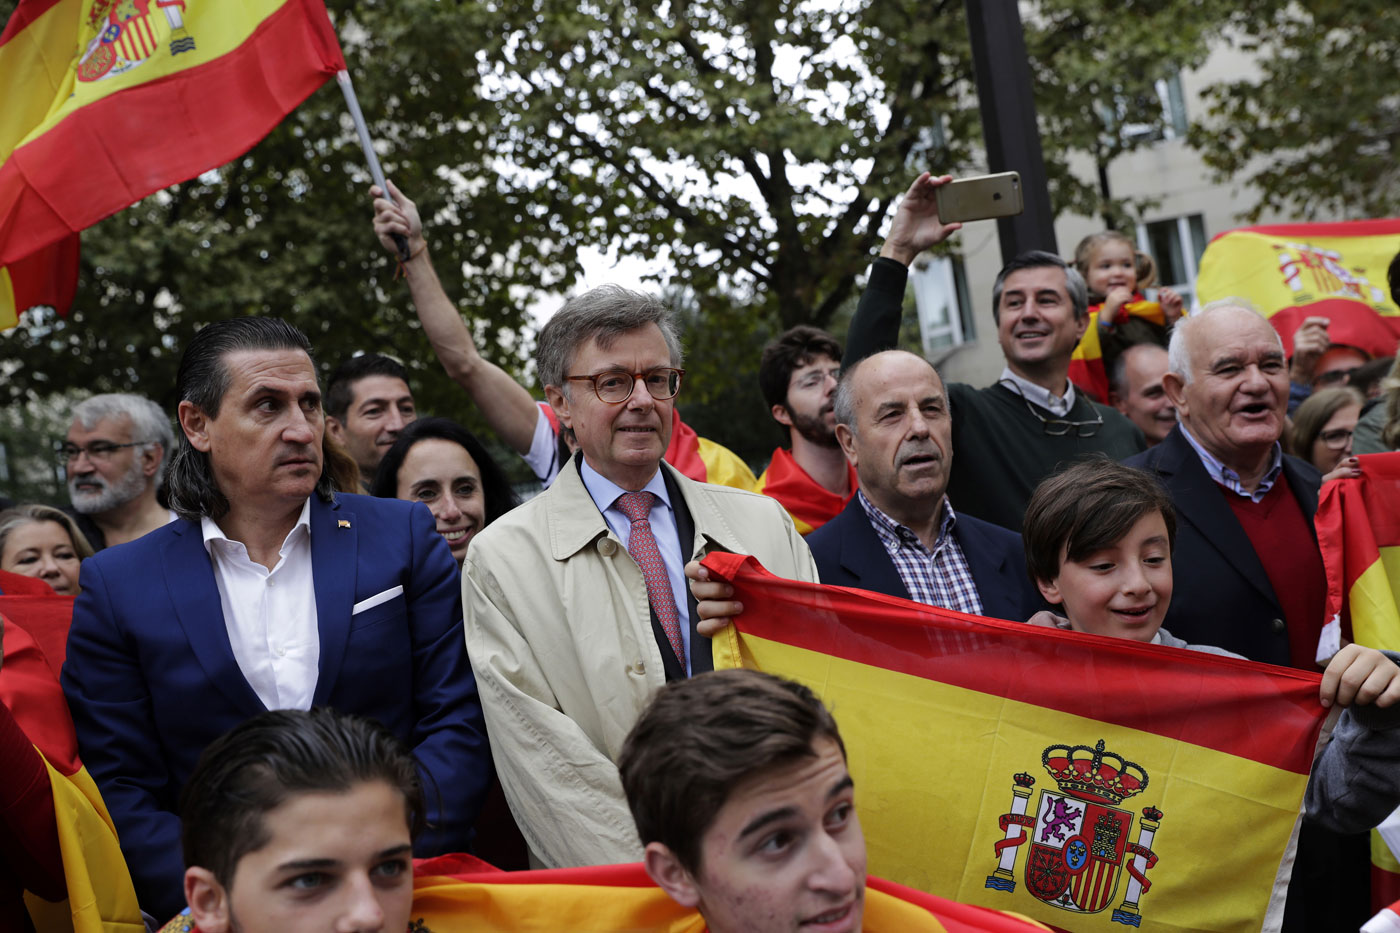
[338,520,351,528]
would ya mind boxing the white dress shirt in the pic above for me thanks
[999,366,1076,417]
[202,499,319,710]
[578,458,692,673]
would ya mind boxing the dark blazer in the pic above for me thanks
[61,493,490,920]
[1122,426,1322,666]
[806,494,1043,622]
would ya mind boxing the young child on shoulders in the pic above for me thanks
[1021,458,1400,834]
[1073,231,1184,330]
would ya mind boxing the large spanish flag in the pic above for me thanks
[702,552,1330,933]
[1315,451,1400,909]
[0,0,346,328]
[1195,220,1400,356]
[1067,297,1165,403]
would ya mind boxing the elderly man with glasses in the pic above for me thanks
[461,285,817,870]
[62,393,177,551]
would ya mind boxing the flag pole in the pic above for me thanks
[337,69,409,261]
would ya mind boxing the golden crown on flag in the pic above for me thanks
[1041,739,1148,806]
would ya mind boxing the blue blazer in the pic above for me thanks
[806,494,1043,622]
[61,493,489,920]
[1123,425,1321,666]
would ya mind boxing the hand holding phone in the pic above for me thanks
[934,172,1024,224]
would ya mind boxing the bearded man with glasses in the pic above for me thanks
[462,285,817,870]
[62,393,176,551]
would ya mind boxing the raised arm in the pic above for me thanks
[844,173,961,366]
[371,182,541,455]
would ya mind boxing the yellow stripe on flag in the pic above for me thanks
[1351,546,1400,650]
[24,759,143,933]
[716,632,1308,933]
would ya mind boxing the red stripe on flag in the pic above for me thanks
[0,0,344,265]
[703,552,1326,774]
[1207,218,1400,245]
[0,0,71,47]
[7,231,78,316]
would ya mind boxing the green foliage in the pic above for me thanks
[1026,0,1223,228]
[0,0,1237,470]
[1190,0,1400,222]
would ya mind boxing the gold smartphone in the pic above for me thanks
[934,172,1024,224]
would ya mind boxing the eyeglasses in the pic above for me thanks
[997,379,1104,437]
[1319,428,1354,450]
[566,368,685,404]
[59,441,145,464]
[1315,367,1360,387]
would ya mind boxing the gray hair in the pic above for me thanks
[0,504,95,562]
[1166,298,1279,386]
[71,393,175,489]
[535,286,684,393]
[991,251,1089,324]
[166,317,334,521]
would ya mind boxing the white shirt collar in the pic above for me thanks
[999,367,1076,418]
[578,458,671,515]
[201,498,313,555]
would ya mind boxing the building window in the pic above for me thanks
[1116,72,1189,146]
[1138,214,1208,307]
[910,254,975,360]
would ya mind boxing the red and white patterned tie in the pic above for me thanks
[615,491,685,669]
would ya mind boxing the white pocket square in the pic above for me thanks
[352,585,404,615]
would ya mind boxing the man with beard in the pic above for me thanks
[803,350,1041,620]
[752,327,856,534]
[63,394,176,551]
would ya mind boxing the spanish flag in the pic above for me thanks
[1315,451,1400,909]
[703,552,1330,933]
[538,403,758,492]
[1195,220,1400,355]
[1067,297,1165,403]
[0,0,346,328]
[0,616,142,932]
[754,446,857,535]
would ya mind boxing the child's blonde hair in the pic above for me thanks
[1073,231,1157,303]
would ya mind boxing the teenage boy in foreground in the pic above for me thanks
[618,667,1047,933]
[1021,458,1400,834]
[174,708,421,933]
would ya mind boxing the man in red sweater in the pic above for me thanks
[1122,299,1364,932]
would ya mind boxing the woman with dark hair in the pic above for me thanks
[370,417,519,563]
[1291,386,1363,481]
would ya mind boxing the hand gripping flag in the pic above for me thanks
[0,0,346,328]
[1195,220,1400,357]
[702,552,1332,933]
[1315,451,1400,909]
[1067,297,1165,403]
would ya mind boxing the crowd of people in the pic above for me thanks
[2,169,1400,932]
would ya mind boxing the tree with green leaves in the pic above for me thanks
[0,0,1234,476]
[1190,0,1400,222]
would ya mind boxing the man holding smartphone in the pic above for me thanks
[844,173,1146,533]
